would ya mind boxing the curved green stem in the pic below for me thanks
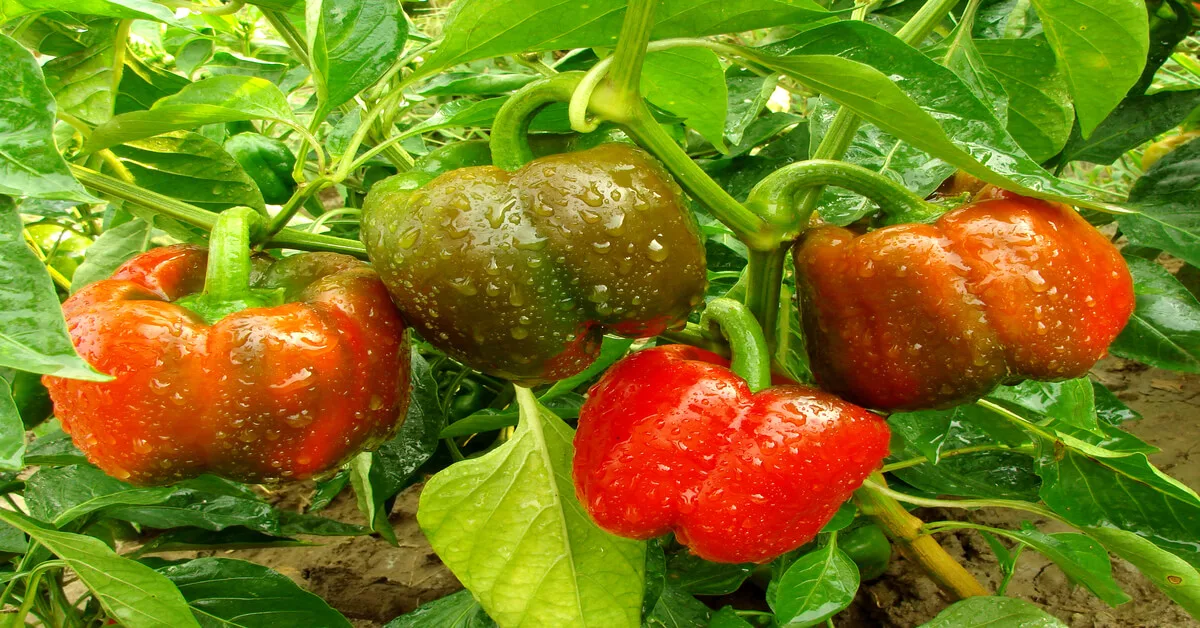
[603,0,657,117]
[70,164,366,257]
[7,561,65,628]
[699,298,771,392]
[744,247,786,349]
[201,207,263,301]
[621,104,779,249]
[882,443,1036,472]
[266,176,331,236]
[862,477,1065,523]
[747,159,942,226]
[490,72,584,170]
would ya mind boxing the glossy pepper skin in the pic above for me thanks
[224,133,297,205]
[362,144,707,384]
[43,245,410,486]
[573,345,890,564]
[794,193,1134,411]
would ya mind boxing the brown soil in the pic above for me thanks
[174,357,1199,627]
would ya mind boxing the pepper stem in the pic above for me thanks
[490,72,584,171]
[746,159,943,228]
[175,206,284,324]
[854,472,990,599]
[699,298,771,393]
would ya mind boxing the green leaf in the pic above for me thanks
[71,218,152,292]
[108,130,265,213]
[0,509,200,628]
[440,393,583,438]
[157,557,353,627]
[25,464,174,527]
[1122,140,1200,268]
[941,11,1009,126]
[0,34,95,202]
[1036,439,1200,569]
[116,53,191,114]
[306,0,407,117]
[1084,526,1200,618]
[405,98,507,136]
[17,0,180,24]
[416,72,538,97]
[1109,256,1200,373]
[990,379,1100,435]
[644,583,711,628]
[0,199,107,380]
[808,98,954,226]
[0,379,24,471]
[920,596,1066,627]
[42,20,121,126]
[753,22,1103,211]
[666,552,753,596]
[708,606,754,628]
[977,38,1073,162]
[771,542,858,627]
[86,75,299,153]
[422,0,829,74]
[723,67,775,146]
[991,526,1129,606]
[642,48,728,153]
[1030,0,1148,137]
[418,387,645,627]
[1059,90,1200,166]
[384,590,497,627]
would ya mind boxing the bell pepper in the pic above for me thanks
[794,191,1134,410]
[573,299,890,564]
[43,207,411,485]
[3,369,53,429]
[840,523,891,580]
[224,133,298,205]
[362,142,707,384]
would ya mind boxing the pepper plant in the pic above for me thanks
[2,0,1199,626]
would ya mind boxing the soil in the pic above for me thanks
[172,357,1200,627]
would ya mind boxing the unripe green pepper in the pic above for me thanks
[224,133,298,205]
[840,524,891,580]
[2,369,53,429]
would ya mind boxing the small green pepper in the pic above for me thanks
[2,369,53,429]
[839,524,891,580]
[224,133,298,205]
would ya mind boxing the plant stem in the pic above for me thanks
[854,473,990,599]
[489,73,584,170]
[699,298,772,392]
[266,177,331,236]
[604,0,658,116]
[862,477,1064,523]
[744,247,786,348]
[69,165,367,257]
[262,9,310,68]
[621,105,778,250]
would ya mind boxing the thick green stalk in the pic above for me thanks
[747,159,942,225]
[489,72,584,170]
[603,0,658,116]
[744,248,786,350]
[699,298,771,392]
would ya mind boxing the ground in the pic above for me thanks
[176,357,1200,627]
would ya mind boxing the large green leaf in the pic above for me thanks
[420,0,828,74]
[108,131,265,213]
[86,75,299,152]
[0,509,200,628]
[990,379,1100,435]
[770,542,859,627]
[0,379,24,471]
[11,0,180,24]
[976,38,1073,162]
[42,20,121,126]
[1036,437,1200,569]
[1030,0,1148,137]
[1122,140,1200,268]
[753,22,1103,210]
[1085,527,1200,619]
[157,557,353,627]
[1110,256,1200,373]
[642,48,728,153]
[0,199,106,380]
[921,596,1066,627]
[25,464,174,527]
[0,34,94,202]
[989,527,1129,606]
[418,388,645,627]
[116,53,191,114]
[306,0,407,117]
